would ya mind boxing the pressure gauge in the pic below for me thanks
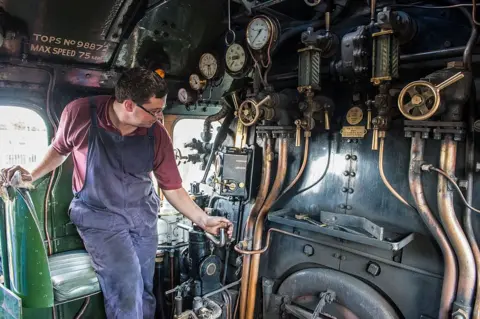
[189,74,206,91]
[199,53,218,79]
[246,17,272,50]
[225,43,247,73]
[177,88,196,105]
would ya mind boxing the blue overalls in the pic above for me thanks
[69,98,160,318]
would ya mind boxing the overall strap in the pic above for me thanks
[88,97,98,128]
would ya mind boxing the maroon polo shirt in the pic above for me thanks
[52,95,182,192]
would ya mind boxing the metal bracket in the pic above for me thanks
[319,211,384,240]
[404,120,466,141]
[269,209,415,251]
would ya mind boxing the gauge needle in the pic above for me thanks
[253,29,262,43]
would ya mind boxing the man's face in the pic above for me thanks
[124,95,166,127]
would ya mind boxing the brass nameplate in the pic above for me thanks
[346,106,363,125]
[341,126,367,138]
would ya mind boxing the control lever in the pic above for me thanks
[177,223,227,247]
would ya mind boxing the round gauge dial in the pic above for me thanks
[246,17,271,50]
[225,43,247,73]
[199,53,218,79]
[189,74,206,91]
[177,88,195,104]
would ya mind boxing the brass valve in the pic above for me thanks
[238,95,272,126]
[398,72,465,121]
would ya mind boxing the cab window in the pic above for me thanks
[0,106,48,171]
[172,118,221,191]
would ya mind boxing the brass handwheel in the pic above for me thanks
[398,72,465,121]
[238,95,271,127]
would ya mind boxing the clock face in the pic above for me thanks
[246,17,271,50]
[225,43,247,73]
[199,53,218,79]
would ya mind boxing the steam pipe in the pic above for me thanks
[202,102,231,143]
[239,137,273,319]
[409,133,457,319]
[464,84,480,318]
[200,109,235,184]
[246,138,288,319]
[278,133,310,199]
[438,135,476,315]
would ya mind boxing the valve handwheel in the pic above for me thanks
[238,99,261,127]
[398,72,465,121]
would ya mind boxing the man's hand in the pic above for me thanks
[162,188,234,238]
[0,165,33,186]
[201,216,234,238]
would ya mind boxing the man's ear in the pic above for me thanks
[124,100,135,112]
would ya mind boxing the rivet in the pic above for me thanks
[348,188,354,194]
[346,205,352,210]
[339,204,347,209]
[333,253,340,258]
[342,187,348,193]
[345,154,351,160]
[351,155,357,161]
[350,172,356,177]
[343,171,350,176]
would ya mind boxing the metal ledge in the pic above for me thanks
[268,209,415,251]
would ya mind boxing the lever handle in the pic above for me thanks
[436,72,465,91]
[295,120,301,147]
[324,110,330,131]
[372,127,379,151]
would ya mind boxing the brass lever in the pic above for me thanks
[295,119,302,147]
[324,110,330,131]
[372,126,379,151]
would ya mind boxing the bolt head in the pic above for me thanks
[367,262,381,276]
[303,245,314,257]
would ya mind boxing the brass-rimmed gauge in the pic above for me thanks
[199,53,218,79]
[246,16,276,50]
[177,88,196,105]
[189,74,206,91]
[225,43,247,73]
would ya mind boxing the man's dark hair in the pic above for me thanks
[115,67,168,104]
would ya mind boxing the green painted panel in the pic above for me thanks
[0,200,11,289]
[52,235,84,254]
[3,187,54,308]
[0,284,22,319]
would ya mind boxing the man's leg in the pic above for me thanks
[131,226,158,319]
[77,226,144,319]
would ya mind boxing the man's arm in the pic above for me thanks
[163,187,233,237]
[1,145,68,184]
[1,102,73,185]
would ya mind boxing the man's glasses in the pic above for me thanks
[136,103,163,118]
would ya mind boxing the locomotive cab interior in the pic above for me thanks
[1,0,480,318]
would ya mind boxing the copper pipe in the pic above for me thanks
[239,137,273,319]
[246,138,288,319]
[464,82,480,319]
[279,133,310,198]
[409,133,456,319]
[379,137,413,208]
[438,135,476,313]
